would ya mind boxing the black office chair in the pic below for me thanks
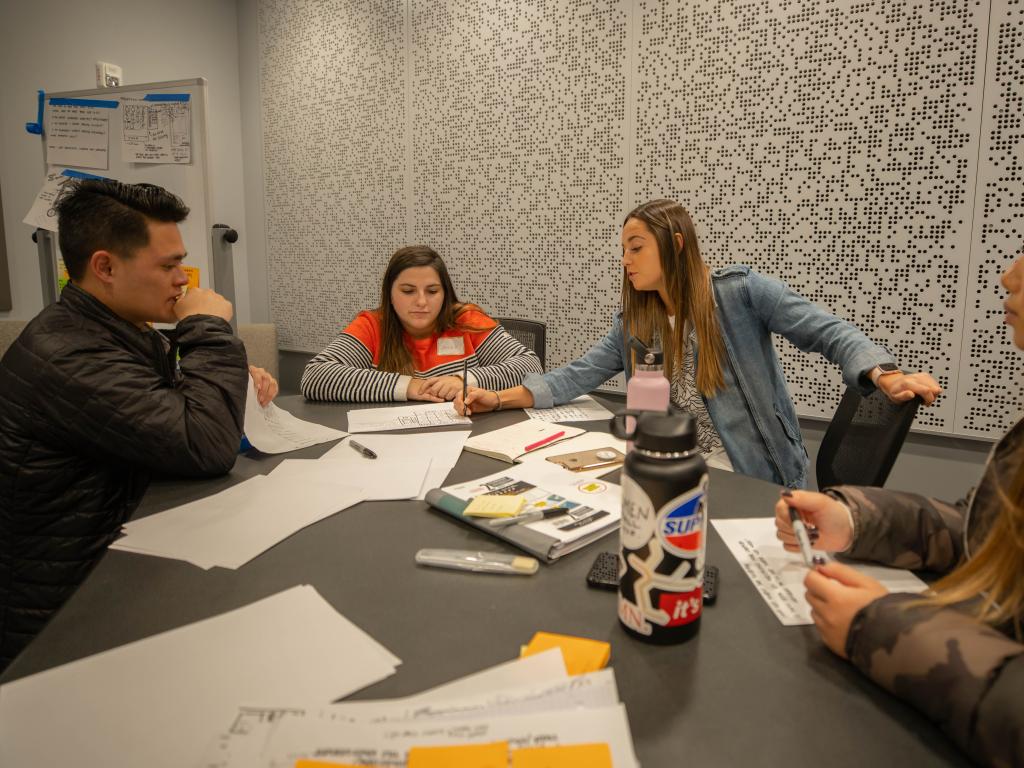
[815,387,921,489]
[495,317,546,369]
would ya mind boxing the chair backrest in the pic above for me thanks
[495,317,546,369]
[0,320,28,362]
[237,323,279,379]
[816,387,921,489]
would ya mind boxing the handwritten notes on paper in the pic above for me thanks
[121,94,192,164]
[22,170,77,232]
[346,402,472,433]
[45,101,113,169]
[712,518,928,626]
[525,396,614,423]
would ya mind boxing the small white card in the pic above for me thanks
[437,336,465,356]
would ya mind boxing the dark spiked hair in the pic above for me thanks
[55,179,189,280]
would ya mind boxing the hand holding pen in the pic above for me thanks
[774,489,854,562]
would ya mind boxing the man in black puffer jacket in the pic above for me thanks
[0,180,251,673]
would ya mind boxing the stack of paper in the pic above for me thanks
[200,650,640,768]
[318,430,472,499]
[110,473,365,568]
[270,455,431,501]
[0,586,401,768]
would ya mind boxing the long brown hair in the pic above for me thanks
[927,444,1024,639]
[377,245,490,374]
[621,199,726,396]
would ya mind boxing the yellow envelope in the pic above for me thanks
[407,741,509,767]
[511,743,613,767]
[520,631,610,676]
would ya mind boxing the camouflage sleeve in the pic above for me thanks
[826,485,967,571]
[847,593,1024,767]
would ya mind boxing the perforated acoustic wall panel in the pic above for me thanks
[259,0,407,350]
[258,0,1022,440]
[632,0,987,431]
[408,0,629,375]
[958,0,1024,436]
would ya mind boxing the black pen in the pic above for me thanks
[461,357,469,416]
[348,439,377,460]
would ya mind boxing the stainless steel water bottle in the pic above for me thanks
[611,410,708,643]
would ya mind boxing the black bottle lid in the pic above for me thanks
[634,411,697,453]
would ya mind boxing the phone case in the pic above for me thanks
[586,551,620,590]
[545,447,626,473]
[702,565,719,605]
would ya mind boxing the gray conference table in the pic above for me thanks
[1,395,968,766]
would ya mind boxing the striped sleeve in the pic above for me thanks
[300,330,407,402]
[468,324,544,391]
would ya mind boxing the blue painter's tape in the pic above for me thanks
[143,93,190,102]
[25,89,45,134]
[49,97,118,108]
[60,169,108,180]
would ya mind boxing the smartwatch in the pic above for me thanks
[871,362,901,386]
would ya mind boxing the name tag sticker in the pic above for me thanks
[437,336,465,356]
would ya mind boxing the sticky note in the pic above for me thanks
[511,743,613,767]
[407,741,509,767]
[183,265,200,288]
[464,494,526,518]
[521,632,611,676]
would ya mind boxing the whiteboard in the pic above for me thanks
[39,78,214,289]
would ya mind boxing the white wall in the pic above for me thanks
[0,0,252,322]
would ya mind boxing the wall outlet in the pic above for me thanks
[95,62,122,88]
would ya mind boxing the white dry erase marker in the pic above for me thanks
[415,548,539,575]
[788,506,825,567]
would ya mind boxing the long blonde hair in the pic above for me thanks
[621,199,726,396]
[925,448,1024,639]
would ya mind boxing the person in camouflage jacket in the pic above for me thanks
[776,254,1024,767]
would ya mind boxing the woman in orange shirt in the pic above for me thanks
[301,245,542,402]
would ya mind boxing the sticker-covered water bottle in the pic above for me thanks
[611,410,708,644]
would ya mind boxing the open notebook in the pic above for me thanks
[463,421,585,463]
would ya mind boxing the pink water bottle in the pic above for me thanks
[625,336,670,450]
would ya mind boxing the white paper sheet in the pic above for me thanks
[200,650,571,768]
[319,430,471,498]
[45,103,111,169]
[712,517,929,626]
[270,456,430,501]
[347,402,472,433]
[111,474,366,569]
[22,169,80,231]
[261,703,639,768]
[244,379,348,454]
[0,586,400,768]
[120,95,192,163]
[525,395,615,423]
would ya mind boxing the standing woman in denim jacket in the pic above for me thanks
[456,199,941,488]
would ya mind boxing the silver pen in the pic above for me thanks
[789,506,825,567]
